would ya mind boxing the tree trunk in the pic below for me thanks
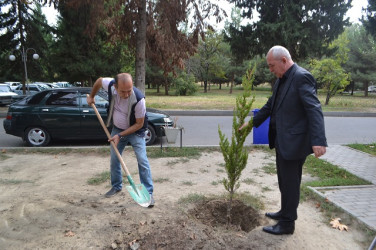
[204,80,208,93]
[226,192,234,228]
[164,77,169,95]
[134,0,147,94]
[229,73,234,94]
[325,91,330,105]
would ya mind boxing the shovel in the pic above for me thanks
[88,97,151,207]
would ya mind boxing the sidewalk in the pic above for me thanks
[310,145,376,231]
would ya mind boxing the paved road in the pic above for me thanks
[1,116,376,147]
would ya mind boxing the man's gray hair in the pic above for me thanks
[268,46,292,60]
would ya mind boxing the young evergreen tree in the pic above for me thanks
[218,64,255,226]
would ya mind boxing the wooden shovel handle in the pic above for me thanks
[88,95,131,177]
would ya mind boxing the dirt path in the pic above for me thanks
[0,149,369,249]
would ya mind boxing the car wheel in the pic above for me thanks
[145,124,156,146]
[25,127,51,147]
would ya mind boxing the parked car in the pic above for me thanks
[3,87,174,146]
[55,82,73,88]
[0,84,18,106]
[368,86,376,92]
[5,82,21,90]
[12,83,51,101]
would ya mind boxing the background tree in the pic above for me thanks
[362,0,376,38]
[0,1,53,89]
[64,0,225,94]
[218,64,255,226]
[227,0,352,61]
[311,32,350,105]
[49,0,128,85]
[172,71,198,96]
[222,7,248,94]
[344,24,376,96]
[190,30,224,93]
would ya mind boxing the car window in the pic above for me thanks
[45,92,78,106]
[0,85,11,92]
[27,91,49,105]
[28,86,39,91]
[80,93,108,108]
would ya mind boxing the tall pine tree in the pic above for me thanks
[226,0,352,61]
[362,0,376,38]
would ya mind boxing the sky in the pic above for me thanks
[42,0,369,27]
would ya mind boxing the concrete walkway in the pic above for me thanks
[310,145,376,231]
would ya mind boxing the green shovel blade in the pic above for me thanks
[125,176,151,207]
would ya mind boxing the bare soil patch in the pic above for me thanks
[0,149,369,249]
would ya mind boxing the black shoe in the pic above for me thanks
[265,211,283,220]
[105,187,121,198]
[262,221,295,235]
[148,194,155,208]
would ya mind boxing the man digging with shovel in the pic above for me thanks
[87,73,154,208]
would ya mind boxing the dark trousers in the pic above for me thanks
[275,150,306,222]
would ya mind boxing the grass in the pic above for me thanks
[211,180,222,186]
[181,181,195,186]
[154,177,171,183]
[177,192,264,210]
[147,147,203,158]
[261,163,276,175]
[3,147,111,156]
[0,153,11,161]
[261,186,272,192]
[87,171,110,185]
[242,177,256,185]
[347,143,376,156]
[302,155,371,189]
[0,178,33,185]
[145,85,376,112]
[166,158,190,166]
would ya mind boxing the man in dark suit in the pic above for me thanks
[242,45,327,235]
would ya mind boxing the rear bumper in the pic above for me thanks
[3,119,23,138]
[0,97,13,105]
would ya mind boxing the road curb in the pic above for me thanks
[1,110,376,118]
[162,110,376,117]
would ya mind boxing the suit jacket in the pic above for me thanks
[253,64,327,160]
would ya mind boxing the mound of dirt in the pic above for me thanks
[124,199,261,250]
[190,199,260,232]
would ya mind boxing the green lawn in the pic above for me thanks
[347,143,376,156]
[145,85,376,112]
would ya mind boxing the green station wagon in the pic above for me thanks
[3,87,173,146]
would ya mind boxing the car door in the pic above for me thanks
[38,90,81,139]
[78,91,108,138]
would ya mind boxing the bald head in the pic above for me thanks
[115,73,133,86]
[114,73,133,99]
